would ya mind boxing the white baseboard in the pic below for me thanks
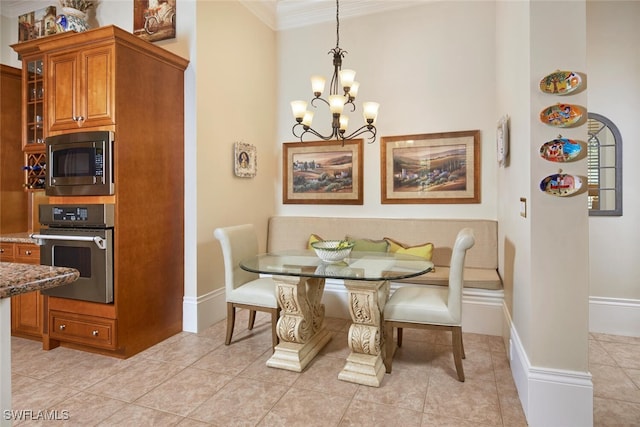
[589,296,640,337]
[324,280,504,336]
[182,287,225,333]
[184,281,505,336]
[505,308,593,427]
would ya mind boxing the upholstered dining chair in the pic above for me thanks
[383,227,475,381]
[214,224,279,351]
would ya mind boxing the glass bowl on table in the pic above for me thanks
[310,240,354,263]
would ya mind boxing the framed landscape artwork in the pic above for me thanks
[283,139,363,205]
[381,130,481,204]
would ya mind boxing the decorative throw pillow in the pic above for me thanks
[346,235,389,252]
[307,234,324,249]
[384,237,435,262]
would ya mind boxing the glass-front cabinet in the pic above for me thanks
[22,55,47,190]
[25,58,45,149]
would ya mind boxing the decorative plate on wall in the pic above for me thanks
[539,70,582,95]
[539,173,582,197]
[539,104,583,128]
[540,137,583,162]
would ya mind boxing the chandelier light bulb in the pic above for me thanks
[311,75,326,96]
[291,100,308,120]
[329,95,347,115]
[348,81,359,99]
[339,115,349,131]
[302,110,314,127]
[339,69,356,91]
[362,102,380,123]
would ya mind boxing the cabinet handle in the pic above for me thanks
[25,250,32,255]
[0,249,4,253]
[92,330,99,337]
[59,324,66,331]
[72,116,85,123]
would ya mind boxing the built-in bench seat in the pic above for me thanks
[267,216,502,291]
[266,216,504,335]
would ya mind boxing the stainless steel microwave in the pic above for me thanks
[45,131,114,196]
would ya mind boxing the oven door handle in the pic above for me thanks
[30,233,108,250]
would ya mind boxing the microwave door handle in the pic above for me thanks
[30,233,107,250]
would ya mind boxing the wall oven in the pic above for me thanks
[31,204,114,304]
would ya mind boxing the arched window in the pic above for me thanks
[587,113,622,216]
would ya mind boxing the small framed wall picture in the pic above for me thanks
[234,142,257,178]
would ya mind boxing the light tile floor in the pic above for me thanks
[8,310,640,426]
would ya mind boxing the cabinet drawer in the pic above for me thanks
[49,310,116,349]
[0,243,15,261]
[14,244,40,264]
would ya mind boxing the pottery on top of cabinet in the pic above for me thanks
[56,0,93,33]
[539,70,582,95]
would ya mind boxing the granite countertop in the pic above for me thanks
[0,262,79,298]
[0,232,37,244]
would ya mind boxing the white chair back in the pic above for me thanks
[447,227,475,323]
[214,224,260,293]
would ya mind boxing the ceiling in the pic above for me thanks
[0,1,423,30]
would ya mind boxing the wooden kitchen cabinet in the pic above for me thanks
[49,310,116,350]
[12,26,188,358]
[47,44,115,132]
[0,65,28,230]
[1,241,43,340]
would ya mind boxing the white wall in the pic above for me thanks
[276,1,498,220]
[587,1,640,305]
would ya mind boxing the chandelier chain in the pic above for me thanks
[335,0,340,49]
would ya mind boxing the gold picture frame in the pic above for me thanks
[381,130,481,204]
[283,139,363,205]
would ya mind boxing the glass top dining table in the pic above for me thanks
[239,249,434,282]
[239,248,433,387]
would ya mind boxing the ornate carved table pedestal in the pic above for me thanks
[240,250,433,387]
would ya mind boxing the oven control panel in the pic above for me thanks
[52,206,90,222]
[39,204,115,228]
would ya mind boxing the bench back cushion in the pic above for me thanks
[267,216,497,270]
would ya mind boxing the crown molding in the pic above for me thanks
[1,1,424,30]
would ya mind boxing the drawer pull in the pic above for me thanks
[0,249,4,253]
[59,324,66,331]
[25,250,32,255]
[92,330,99,337]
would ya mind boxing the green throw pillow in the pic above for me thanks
[346,235,389,252]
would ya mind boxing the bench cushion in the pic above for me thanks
[397,266,503,290]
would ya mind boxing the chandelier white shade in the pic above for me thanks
[290,0,379,144]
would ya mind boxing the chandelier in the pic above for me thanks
[290,0,379,144]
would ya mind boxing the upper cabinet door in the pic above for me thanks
[48,44,115,132]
